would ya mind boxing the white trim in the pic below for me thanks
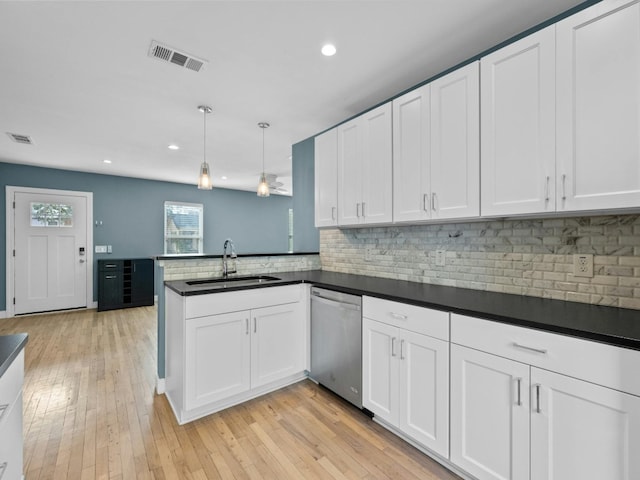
[156,377,166,395]
[5,186,94,318]
[0,310,6,319]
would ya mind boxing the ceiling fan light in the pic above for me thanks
[198,162,212,190]
[257,173,270,197]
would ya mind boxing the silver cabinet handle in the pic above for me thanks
[361,202,366,218]
[390,312,408,321]
[253,318,257,333]
[423,194,428,212]
[391,337,397,357]
[400,339,405,360]
[0,462,7,480]
[245,318,249,335]
[534,384,542,413]
[105,275,117,279]
[356,203,361,218]
[513,342,548,355]
[516,378,522,406]
[561,174,567,201]
[431,192,437,211]
[545,176,550,202]
[331,206,336,220]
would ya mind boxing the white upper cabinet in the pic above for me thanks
[481,26,556,216]
[393,85,431,222]
[393,62,480,223]
[556,0,640,211]
[430,62,480,219]
[314,128,338,227]
[338,102,393,226]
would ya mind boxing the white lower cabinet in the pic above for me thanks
[450,344,530,480]
[450,313,640,480]
[530,368,640,480]
[362,297,449,458]
[166,285,307,424]
[0,349,24,480]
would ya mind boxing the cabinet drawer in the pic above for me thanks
[0,393,23,480]
[363,296,449,341]
[451,313,640,397]
[186,284,302,319]
[0,350,23,413]
[98,260,123,272]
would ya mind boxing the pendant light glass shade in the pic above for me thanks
[257,122,270,197]
[197,105,213,190]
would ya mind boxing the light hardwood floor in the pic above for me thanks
[0,306,461,480]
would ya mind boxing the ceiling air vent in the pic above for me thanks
[148,40,207,72]
[6,132,33,145]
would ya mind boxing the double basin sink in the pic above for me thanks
[186,275,281,289]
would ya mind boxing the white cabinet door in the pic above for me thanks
[185,311,251,410]
[251,302,305,388]
[393,85,431,223]
[314,128,339,227]
[399,330,449,458]
[481,26,556,216]
[363,318,399,425]
[531,367,640,480]
[361,103,393,224]
[338,118,362,226]
[557,0,640,211]
[450,344,530,480]
[430,61,480,220]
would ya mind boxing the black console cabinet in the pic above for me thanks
[98,258,154,311]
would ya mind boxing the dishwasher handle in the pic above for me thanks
[311,293,361,311]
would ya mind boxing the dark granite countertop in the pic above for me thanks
[0,333,28,378]
[155,252,319,261]
[165,270,640,351]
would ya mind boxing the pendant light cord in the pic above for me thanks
[261,126,265,173]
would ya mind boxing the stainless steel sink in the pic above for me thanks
[186,275,281,288]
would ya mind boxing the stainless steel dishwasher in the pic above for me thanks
[310,287,362,408]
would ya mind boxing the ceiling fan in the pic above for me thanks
[264,174,289,194]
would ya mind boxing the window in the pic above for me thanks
[30,202,73,227]
[164,201,203,254]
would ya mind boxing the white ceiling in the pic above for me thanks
[0,0,587,195]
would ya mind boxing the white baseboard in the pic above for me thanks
[0,310,6,319]
[91,301,98,309]
[156,377,166,395]
[154,294,158,304]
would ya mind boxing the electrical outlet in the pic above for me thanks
[435,249,446,267]
[365,247,373,262]
[573,254,593,278]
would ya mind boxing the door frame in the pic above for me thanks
[5,186,94,317]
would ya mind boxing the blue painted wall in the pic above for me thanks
[0,161,293,311]
[292,137,319,253]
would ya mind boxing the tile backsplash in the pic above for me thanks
[160,254,321,281]
[320,214,640,310]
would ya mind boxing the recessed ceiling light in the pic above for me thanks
[168,144,180,150]
[221,176,228,180]
[103,159,112,164]
[321,44,336,56]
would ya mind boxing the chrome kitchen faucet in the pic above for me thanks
[222,238,237,277]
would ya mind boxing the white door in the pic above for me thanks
[251,302,304,388]
[399,330,449,458]
[480,26,556,216]
[556,0,640,211]
[314,128,339,227]
[450,344,530,480]
[531,367,640,480]
[338,119,362,226]
[185,311,251,410]
[361,102,393,224]
[392,85,431,223]
[13,190,88,314]
[430,61,480,220]
[362,318,399,425]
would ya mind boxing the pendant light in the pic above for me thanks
[257,122,271,197]
[197,105,213,190]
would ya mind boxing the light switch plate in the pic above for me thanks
[95,245,107,253]
[435,249,446,267]
[573,254,593,277]
[107,245,113,254]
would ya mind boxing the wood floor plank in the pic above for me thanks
[0,306,462,480]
